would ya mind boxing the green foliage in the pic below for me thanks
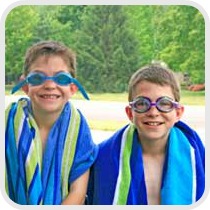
[31,6,75,47]
[5,6,40,83]
[5,5,205,90]
[125,5,205,84]
[74,6,140,93]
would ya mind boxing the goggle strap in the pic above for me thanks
[72,78,90,100]
[11,77,90,100]
[11,79,27,94]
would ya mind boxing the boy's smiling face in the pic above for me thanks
[126,80,184,143]
[22,55,77,117]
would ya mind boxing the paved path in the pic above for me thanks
[71,99,205,144]
[72,100,205,128]
[5,96,205,144]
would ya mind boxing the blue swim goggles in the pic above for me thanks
[11,71,89,100]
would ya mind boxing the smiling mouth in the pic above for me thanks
[40,94,60,99]
[144,122,164,126]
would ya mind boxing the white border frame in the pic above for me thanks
[1,1,208,210]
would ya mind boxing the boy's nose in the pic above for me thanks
[146,105,159,116]
[43,79,57,88]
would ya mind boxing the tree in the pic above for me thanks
[125,6,157,65]
[5,5,39,83]
[32,6,74,46]
[155,6,205,83]
[74,5,140,93]
[5,5,205,88]
[125,5,205,84]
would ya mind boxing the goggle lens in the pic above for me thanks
[133,97,150,113]
[11,71,90,100]
[27,73,45,85]
[53,73,71,85]
[130,96,179,113]
[157,97,174,111]
[27,72,72,86]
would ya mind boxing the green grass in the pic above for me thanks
[81,90,205,131]
[75,90,205,105]
[5,85,205,131]
[180,90,205,106]
[73,92,128,102]
[88,119,129,131]
[6,85,205,105]
[5,85,13,94]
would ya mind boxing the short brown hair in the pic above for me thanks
[128,64,180,102]
[23,40,76,77]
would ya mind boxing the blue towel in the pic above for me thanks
[88,121,205,205]
[5,97,98,204]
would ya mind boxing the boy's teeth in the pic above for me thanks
[147,122,160,126]
[43,95,57,99]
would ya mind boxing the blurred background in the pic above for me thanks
[5,5,205,90]
[5,5,205,143]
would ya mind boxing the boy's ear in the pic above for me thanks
[175,105,185,122]
[22,85,29,94]
[125,105,133,122]
[70,83,78,95]
[20,74,29,94]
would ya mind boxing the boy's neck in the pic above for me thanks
[32,109,61,130]
[32,110,62,151]
[139,136,168,156]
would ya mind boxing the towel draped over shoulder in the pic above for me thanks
[88,121,205,205]
[5,98,98,205]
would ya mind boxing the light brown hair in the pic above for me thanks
[23,40,76,77]
[128,64,181,102]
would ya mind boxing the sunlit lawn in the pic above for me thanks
[180,90,205,106]
[5,85,205,105]
[5,85,205,131]
[72,90,205,106]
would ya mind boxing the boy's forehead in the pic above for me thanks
[28,55,68,71]
[33,54,61,61]
[30,55,66,65]
[134,80,172,90]
[132,81,175,99]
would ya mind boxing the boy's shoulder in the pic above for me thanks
[175,121,205,151]
[98,124,129,153]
